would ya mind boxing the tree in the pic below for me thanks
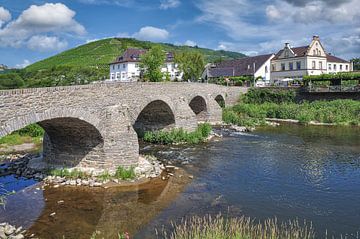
[175,51,205,82]
[0,73,24,89]
[351,58,360,71]
[140,45,166,82]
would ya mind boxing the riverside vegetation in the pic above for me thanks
[223,88,360,127]
[143,123,212,145]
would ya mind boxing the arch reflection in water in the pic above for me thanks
[23,171,191,239]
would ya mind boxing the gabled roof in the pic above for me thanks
[273,46,309,59]
[326,54,349,63]
[211,54,273,77]
[111,48,174,64]
[208,67,234,78]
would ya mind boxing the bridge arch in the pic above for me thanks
[133,99,176,137]
[0,109,105,167]
[215,94,226,108]
[189,95,209,122]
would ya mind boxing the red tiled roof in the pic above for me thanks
[326,54,349,63]
[111,48,174,64]
[273,46,309,59]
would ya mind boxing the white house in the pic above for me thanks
[203,54,275,86]
[270,36,352,84]
[109,48,181,82]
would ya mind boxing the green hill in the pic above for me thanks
[26,38,246,71]
[0,38,246,89]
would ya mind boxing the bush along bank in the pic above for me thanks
[223,88,360,127]
[143,123,213,145]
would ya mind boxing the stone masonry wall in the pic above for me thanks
[0,82,246,170]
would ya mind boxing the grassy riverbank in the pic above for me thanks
[224,88,360,127]
[143,123,212,145]
[160,214,315,239]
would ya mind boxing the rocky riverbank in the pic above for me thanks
[0,154,167,188]
[0,223,26,239]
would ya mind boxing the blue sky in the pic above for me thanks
[0,0,359,68]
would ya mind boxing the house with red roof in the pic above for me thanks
[109,48,181,81]
[270,36,353,84]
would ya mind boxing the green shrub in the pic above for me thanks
[242,88,296,104]
[98,170,112,181]
[48,169,89,179]
[17,124,44,137]
[143,123,212,145]
[115,166,136,180]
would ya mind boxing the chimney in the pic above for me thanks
[284,42,290,48]
[313,35,319,40]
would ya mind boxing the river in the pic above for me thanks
[1,124,360,238]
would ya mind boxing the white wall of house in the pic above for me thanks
[327,62,351,73]
[109,61,182,81]
[254,54,274,84]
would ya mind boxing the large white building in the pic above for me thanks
[270,36,352,84]
[109,48,181,82]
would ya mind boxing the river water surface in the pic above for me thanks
[1,124,360,238]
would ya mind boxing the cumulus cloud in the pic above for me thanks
[0,6,11,27]
[133,26,169,41]
[0,3,85,51]
[184,40,197,47]
[15,59,31,69]
[27,35,68,51]
[160,0,180,9]
[196,0,360,59]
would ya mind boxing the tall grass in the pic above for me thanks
[159,214,315,239]
[224,100,360,127]
[143,123,212,145]
[114,166,136,180]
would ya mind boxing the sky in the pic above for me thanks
[0,0,359,68]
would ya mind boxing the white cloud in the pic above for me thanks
[15,59,31,69]
[116,32,131,38]
[160,0,180,9]
[133,26,169,41]
[0,6,11,27]
[0,3,85,51]
[27,35,68,51]
[266,5,282,21]
[184,40,197,47]
[196,0,360,59]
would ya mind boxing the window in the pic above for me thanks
[117,64,120,69]
[265,66,268,73]
[319,61,323,69]
[334,64,337,70]
[328,64,332,70]
[111,73,115,80]
[121,72,126,78]
[296,61,301,70]
[312,61,316,69]
[116,73,120,79]
[272,64,276,71]
[346,65,348,70]
[340,64,343,71]
[284,51,289,57]
[123,64,126,68]
[112,65,115,70]
[318,50,321,56]
[289,62,293,70]
[135,63,139,68]
[281,63,285,71]
[313,50,316,55]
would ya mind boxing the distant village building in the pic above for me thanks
[270,36,352,85]
[203,36,352,86]
[109,48,181,82]
[203,54,274,86]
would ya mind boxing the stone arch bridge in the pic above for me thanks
[0,83,246,171]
